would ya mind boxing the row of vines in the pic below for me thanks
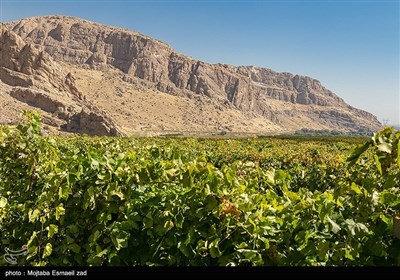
[0,111,399,266]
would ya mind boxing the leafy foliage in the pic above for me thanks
[0,111,399,266]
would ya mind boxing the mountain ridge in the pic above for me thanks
[1,15,382,135]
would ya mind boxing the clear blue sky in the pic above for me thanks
[1,0,399,125]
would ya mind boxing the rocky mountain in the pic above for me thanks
[0,22,122,136]
[1,15,381,135]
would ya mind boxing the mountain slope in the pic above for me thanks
[4,15,382,134]
[0,23,122,136]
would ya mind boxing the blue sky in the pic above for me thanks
[1,0,399,125]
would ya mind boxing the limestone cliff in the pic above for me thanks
[0,23,122,136]
[3,16,382,133]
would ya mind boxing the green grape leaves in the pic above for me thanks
[0,112,399,266]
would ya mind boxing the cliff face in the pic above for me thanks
[3,15,382,133]
[0,23,122,136]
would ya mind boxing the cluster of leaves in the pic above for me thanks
[0,111,399,266]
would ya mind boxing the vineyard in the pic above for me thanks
[0,111,399,266]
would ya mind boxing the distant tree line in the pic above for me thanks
[294,128,375,137]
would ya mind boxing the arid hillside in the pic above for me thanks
[1,16,382,136]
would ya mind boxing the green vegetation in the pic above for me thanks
[294,128,374,137]
[0,111,399,266]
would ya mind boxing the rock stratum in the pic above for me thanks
[1,15,381,136]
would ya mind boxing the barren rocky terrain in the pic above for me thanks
[1,15,382,136]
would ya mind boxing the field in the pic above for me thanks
[0,111,399,266]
